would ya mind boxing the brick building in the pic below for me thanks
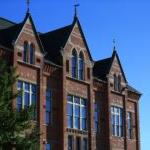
[0,11,141,150]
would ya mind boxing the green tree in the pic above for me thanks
[0,59,39,150]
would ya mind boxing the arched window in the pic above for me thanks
[114,74,118,91]
[30,43,35,64]
[72,49,78,78]
[23,41,29,62]
[118,75,121,91]
[78,52,84,80]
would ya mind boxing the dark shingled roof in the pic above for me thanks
[93,57,112,80]
[0,17,16,30]
[40,25,73,64]
[0,23,23,48]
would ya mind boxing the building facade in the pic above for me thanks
[0,12,141,150]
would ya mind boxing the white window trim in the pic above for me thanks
[67,96,87,130]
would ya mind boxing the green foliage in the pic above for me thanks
[0,59,40,150]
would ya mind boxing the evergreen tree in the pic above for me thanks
[0,59,39,150]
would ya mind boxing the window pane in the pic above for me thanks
[81,118,86,130]
[24,92,30,108]
[46,111,50,124]
[83,138,88,150]
[67,116,73,128]
[25,82,30,91]
[30,44,35,64]
[74,97,80,104]
[74,105,80,116]
[46,100,50,111]
[74,117,80,129]
[17,95,22,111]
[81,107,86,118]
[76,137,81,150]
[68,136,73,150]
[67,103,73,115]
[18,81,22,89]
[81,99,86,106]
[32,84,36,93]
[46,143,51,150]
[68,95,73,102]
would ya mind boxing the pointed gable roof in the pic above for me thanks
[0,13,45,53]
[39,24,73,64]
[73,16,93,61]
[40,16,93,64]
[0,22,23,48]
[93,57,112,80]
[93,50,127,82]
[0,17,16,30]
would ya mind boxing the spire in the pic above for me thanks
[74,0,80,18]
[113,38,116,52]
[26,0,30,13]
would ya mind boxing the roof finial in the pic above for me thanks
[74,0,80,18]
[26,0,30,13]
[113,38,116,51]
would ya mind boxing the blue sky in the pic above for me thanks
[0,0,149,149]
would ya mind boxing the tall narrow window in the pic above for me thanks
[76,137,81,150]
[67,95,73,128]
[74,97,80,129]
[23,41,29,62]
[118,75,121,91]
[78,52,84,80]
[30,43,35,64]
[72,49,78,78]
[45,89,52,125]
[114,74,118,91]
[68,135,73,150]
[17,81,37,116]
[82,138,88,150]
[94,103,99,132]
[81,98,87,130]
[127,112,132,139]
[111,106,123,137]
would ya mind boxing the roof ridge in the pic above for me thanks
[0,17,16,25]
[95,57,112,63]
[41,24,72,36]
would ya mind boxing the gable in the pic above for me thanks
[109,52,127,84]
[15,16,43,55]
[64,19,92,62]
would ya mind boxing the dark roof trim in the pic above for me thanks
[44,59,62,68]
[108,50,127,83]
[93,77,107,84]
[0,44,13,51]
[15,13,45,54]
[0,17,16,25]
[64,17,93,61]
[127,84,142,95]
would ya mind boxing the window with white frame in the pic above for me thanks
[111,106,123,137]
[127,112,132,139]
[45,89,52,125]
[67,95,87,130]
[17,80,37,118]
